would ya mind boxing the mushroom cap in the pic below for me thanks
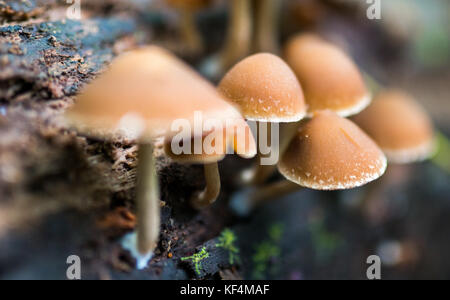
[284,33,370,117]
[278,111,387,190]
[164,119,257,163]
[65,46,242,142]
[218,53,307,123]
[166,0,212,10]
[352,89,435,163]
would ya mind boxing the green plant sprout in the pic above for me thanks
[215,229,240,265]
[252,223,284,279]
[181,247,209,275]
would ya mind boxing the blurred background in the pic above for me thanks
[0,0,449,279]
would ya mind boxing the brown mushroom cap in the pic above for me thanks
[352,89,435,163]
[284,33,370,117]
[218,53,307,122]
[65,46,243,142]
[164,119,257,163]
[278,111,387,190]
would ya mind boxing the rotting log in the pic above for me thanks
[0,15,237,280]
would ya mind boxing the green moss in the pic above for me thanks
[251,223,284,279]
[269,223,284,242]
[181,247,209,276]
[215,229,240,265]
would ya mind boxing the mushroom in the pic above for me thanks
[165,0,213,55]
[201,0,252,79]
[231,111,387,215]
[284,33,371,117]
[351,89,436,223]
[164,120,256,209]
[352,89,436,164]
[218,53,307,185]
[65,46,246,269]
[253,0,282,54]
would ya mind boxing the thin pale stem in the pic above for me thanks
[253,0,281,54]
[248,180,301,209]
[136,143,160,255]
[220,0,252,70]
[251,122,301,185]
[191,162,221,209]
[180,9,203,54]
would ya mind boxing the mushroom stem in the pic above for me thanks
[136,143,160,256]
[250,121,301,185]
[191,162,221,209]
[251,180,301,207]
[220,0,252,71]
[230,180,301,216]
[179,9,203,54]
[253,0,281,53]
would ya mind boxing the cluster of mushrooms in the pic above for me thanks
[63,7,436,270]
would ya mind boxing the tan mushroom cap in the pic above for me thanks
[218,53,307,123]
[164,119,257,163]
[278,111,387,190]
[284,33,370,117]
[65,46,243,142]
[352,89,435,163]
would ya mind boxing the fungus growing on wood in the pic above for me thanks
[278,111,387,189]
[232,111,387,215]
[65,46,245,269]
[352,89,436,163]
[164,120,256,209]
[218,53,307,184]
[219,53,306,122]
[284,33,370,117]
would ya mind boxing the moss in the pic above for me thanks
[215,229,240,265]
[268,223,284,242]
[181,247,210,276]
[251,223,284,279]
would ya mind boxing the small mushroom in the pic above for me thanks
[164,120,256,209]
[166,0,213,55]
[284,33,371,117]
[65,46,244,269]
[218,53,307,184]
[232,111,387,214]
[278,111,387,189]
[253,0,281,54]
[352,89,436,163]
